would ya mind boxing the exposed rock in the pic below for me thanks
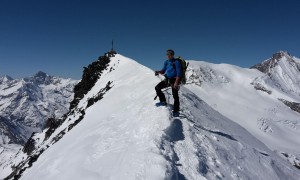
[87,81,113,108]
[22,133,37,155]
[0,72,77,145]
[70,55,111,110]
[251,51,300,74]
[251,82,272,94]
[5,51,115,179]
[278,99,300,114]
[44,118,63,141]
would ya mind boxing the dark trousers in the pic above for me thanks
[155,78,180,111]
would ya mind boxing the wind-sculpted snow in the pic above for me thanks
[2,53,300,179]
[174,88,300,179]
[186,52,300,170]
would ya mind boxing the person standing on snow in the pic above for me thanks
[155,49,182,114]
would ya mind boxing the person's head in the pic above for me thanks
[166,49,175,59]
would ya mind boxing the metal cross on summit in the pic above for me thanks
[108,40,117,57]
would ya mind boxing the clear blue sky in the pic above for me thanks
[1,0,300,79]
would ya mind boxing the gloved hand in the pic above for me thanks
[173,82,179,90]
[155,71,159,76]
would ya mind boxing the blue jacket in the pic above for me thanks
[161,58,182,78]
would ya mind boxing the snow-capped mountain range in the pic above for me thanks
[0,72,78,175]
[1,51,300,179]
[0,71,78,144]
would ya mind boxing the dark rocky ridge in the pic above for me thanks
[70,54,111,110]
[251,82,272,94]
[279,99,300,114]
[7,51,116,180]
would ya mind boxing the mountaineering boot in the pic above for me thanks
[172,111,180,117]
[155,101,167,107]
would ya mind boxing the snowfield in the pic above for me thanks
[1,53,300,179]
[186,59,300,156]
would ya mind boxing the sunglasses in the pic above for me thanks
[166,53,173,56]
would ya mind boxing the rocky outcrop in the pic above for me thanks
[70,55,111,110]
[279,99,300,114]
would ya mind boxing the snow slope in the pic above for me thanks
[185,54,300,169]
[19,55,171,180]
[4,54,299,179]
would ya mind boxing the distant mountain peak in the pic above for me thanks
[0,75,14,83]
[272,51,292,60]
[31,71,52,85]
[251,51,300,74]
[34,71,48,78]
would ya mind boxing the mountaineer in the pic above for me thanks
[155,49,182,115]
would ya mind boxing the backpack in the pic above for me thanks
[173,56,189,84]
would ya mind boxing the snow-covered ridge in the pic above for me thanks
[2,52,300,179]
[1,54,116,179]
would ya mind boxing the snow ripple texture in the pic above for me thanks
[2,54,300,180]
